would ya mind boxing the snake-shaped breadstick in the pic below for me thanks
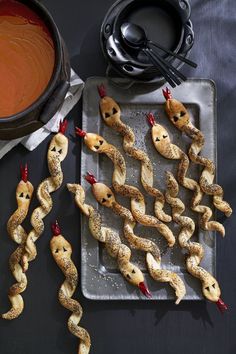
[76,129,174,247]
[147,113,225,236]
[165,171,227,312]
[97,84,171,223]
[163,87,232,217]
[67,183,151,297]
[22,120,68,272]
[2,165,34,320]
[50,221,91,354]
[85,173,186,304]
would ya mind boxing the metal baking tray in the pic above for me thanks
[81,77,216,300]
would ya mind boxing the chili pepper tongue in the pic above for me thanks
[216,298,228,313]
[75,127,86,137]
[20,163,28,183]
[85,172,97,185]
[51,220,61,236]
[97,84,106,98]
[139,282,152,298]
[162,87,172,100]
[147,112,156,126]
[59,119,68,134]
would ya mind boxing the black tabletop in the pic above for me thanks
[0,1,235,353]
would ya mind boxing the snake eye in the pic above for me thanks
[163,135,168,139]
[101,198,107,203]
[63,247,67,252]
[25,194,30,199]
[55,249,59,253]
[19,192,24,198]
[99,140,104,145]
[180,111,186,117]
[58,149,62,154]
[155,137,160,142]
[51,146,56,152]
[132,269,136,274]
[126,274,131,279]
[205,286,210,292]
[105,112,110,118]
[212,283,215,289]
[112,107,118,114]
[173,116,179,122]
[94,145,100,150]
[107,194,112,198]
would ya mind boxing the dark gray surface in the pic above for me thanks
[0,1,235,353]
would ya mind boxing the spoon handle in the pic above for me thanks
[149,41,197,68]
[147,48,187,82]
[142,49,178,88]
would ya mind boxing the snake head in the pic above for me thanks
[163,88,190,130]
[119,261,150,296]
[86,176,115,208]
[202,276,221,303]
[150,121,171,154]
[50,233,72,262]
[17,165,34,207]
[48,131,68,162]
[98,85,121,127]
[82,132,107,153]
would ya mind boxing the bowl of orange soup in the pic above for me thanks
[0,0,70,139]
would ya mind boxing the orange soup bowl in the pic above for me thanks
[0,0,70,139]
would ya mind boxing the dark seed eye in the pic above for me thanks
[132,269,136,274]
[63,247,67,252]
[163,135,168,139]
[55,249,59,253]
[101,198,107,203]
[99,140,104,145]
[51,146,56,152]
[26,194,30,199]
[126,274,131,279]
[112,107,118,114]
[173,116,179,122]
[19,192,24,198]
[180,111,186,117]
[212,283,215,289]
[58,149,62,154]
[155,137,160,142]
[205,286,210,292]
[94,145,100,150]
[107,194,112,198]
[105,112,110,118]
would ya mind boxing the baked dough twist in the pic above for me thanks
[2,165,34,320]
[148,113,225,236]
[22,120,68,272]
[50,221,91,354]
[97,84,171,223]
[76,129,174,247]
[165,171,227,312]
[67,183,151,297]
[163,87,232,217]
[85,173,186,304]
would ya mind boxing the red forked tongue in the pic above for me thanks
[20,163,28,183]
[98,84,106,98]
[216,298,228,313]
[85,172,97,185]
[51,220,61,236]
[162,87,172,100]
[59,119,68,134]
[147,112,156,127]
[139,282,152,298]
[75,127,86,137]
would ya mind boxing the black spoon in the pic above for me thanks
[121,22,197,68]
[121,23,193,86]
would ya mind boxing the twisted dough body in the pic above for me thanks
[149,117,225,236]
[98,91,171,223]
[163,90,232,217]
[67,183,150,293]
[22,131,68,272]
[87,179,186,304]
[2,178,34,320]
[80,131,174,247]
[165,171,222,303]
[50,229,91,354]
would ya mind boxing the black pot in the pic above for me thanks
[0,0,71,140]
[101,0,194,85]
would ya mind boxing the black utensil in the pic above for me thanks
[121,22,192,86]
